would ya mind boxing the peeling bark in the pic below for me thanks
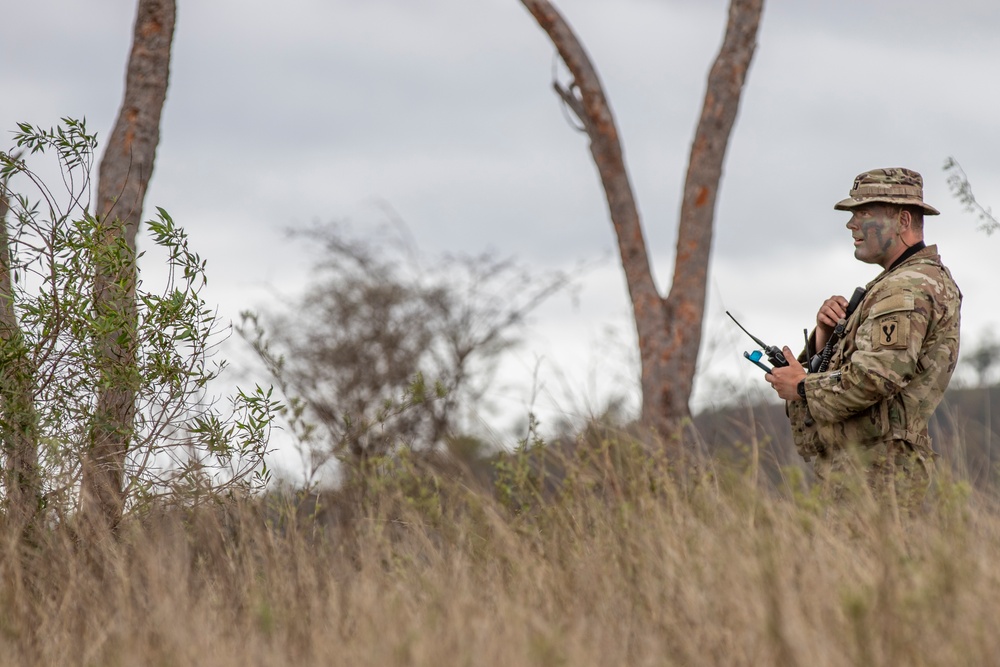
[520,0,763,441]
[81,0,175,531]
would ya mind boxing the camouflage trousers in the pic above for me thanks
[813,440,934,515]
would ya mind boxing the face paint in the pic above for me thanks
[846,205,903,268]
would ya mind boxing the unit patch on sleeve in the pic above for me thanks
[870,290,913,351]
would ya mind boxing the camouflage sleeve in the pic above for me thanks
[803,283,931,424]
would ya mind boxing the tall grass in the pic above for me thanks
[1,434,997,667]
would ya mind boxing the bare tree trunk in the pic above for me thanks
[81,0,175,531]
[520,0,763,441]
[0,177,42,529]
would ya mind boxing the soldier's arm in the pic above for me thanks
[803,286,932,424]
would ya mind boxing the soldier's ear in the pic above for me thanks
[898,208,912,232]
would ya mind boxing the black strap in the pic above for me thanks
[888,241,925,272]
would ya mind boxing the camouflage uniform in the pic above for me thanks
[788,169,962,509]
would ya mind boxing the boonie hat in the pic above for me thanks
[834,167,940,216]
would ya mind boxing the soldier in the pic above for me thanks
[766,168,962,512]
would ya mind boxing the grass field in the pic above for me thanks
[2,435,998,667]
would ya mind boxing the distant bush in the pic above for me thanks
[241,220,572,487]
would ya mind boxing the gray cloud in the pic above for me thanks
[2,0,997,430]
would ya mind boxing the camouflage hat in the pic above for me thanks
[834,167,940,216]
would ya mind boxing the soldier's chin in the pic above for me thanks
[853,248,876,264]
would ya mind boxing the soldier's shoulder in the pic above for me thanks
[865,265,959,312]
[887,257,959,294]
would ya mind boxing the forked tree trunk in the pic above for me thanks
[0,175,42,529]
[520,0,763,441]
[81,0,175,531]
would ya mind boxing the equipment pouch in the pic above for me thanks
[815,399,890,449]
[787,399,823,462]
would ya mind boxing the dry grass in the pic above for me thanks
[1,438,998,667]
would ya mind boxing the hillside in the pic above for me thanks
[694,385,1000,490]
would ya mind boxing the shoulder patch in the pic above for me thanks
[870,289,913,350]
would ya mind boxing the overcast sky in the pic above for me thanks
[3,0,998,465]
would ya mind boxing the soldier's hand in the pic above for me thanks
[766,346,807,402]
[815,295,849,349]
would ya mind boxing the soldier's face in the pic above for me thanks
[846,204,902,267]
